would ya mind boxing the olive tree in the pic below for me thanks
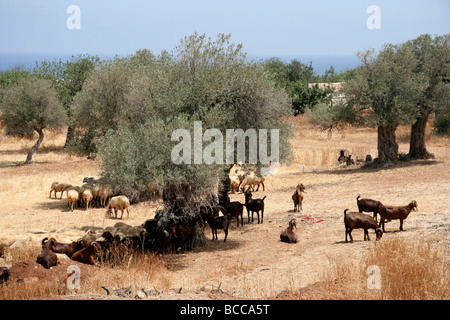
[309,43,427,164]
[73,33,292,206]
[404,34,450,159]
[0,77,67,163]
[34,54,100,147]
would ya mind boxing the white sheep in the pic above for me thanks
[106,196,130,219]
[49,181,72,199]
[229,164,249,193]
[82,189,93,210]
[239,172,265,192]
[98,185,113,208]
[67,189,79,212]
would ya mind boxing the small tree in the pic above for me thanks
[0,77,67,163]
[34,54,100,148]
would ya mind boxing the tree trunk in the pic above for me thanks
[25,128,44,164]
[408,111,434,159]
[64,125,75,148]
[376,125,398,164]
[218,165,234,207]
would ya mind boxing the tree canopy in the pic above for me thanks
[71,33,293,202]
[0,76,67,163]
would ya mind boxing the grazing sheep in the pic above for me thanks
[36,238,58,269]
[48,238,87,258]
[99,185,113,208]
[91,184,100,208]
[378,200,418,232]
[49,181,72,199]
[71,241,101,265]
[344,209,382,243]
[280,219,298,244]
[292,183,305,212]
[229,164,248,192]
[356,195,384,221]
[230,175,241,193]
[244,190,266,224]
[239,172,265,192]
[67,188,80,212]
[106,196,130,219]
[82,189,93,210]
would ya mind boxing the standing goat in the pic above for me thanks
[344,209,382,243]
[292,183,305,212]
[244,190,266,224]
[205,213,231,242]
[378,200,418,232]
[221,201,245,227]
[356,195,384,221]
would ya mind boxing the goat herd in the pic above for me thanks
[13,167,419,276]
[282,185,418,244]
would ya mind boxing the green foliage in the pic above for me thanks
[0,76,67,137]
[433,114,449,135]
[72,33,293,200]
[287,82,334,115]
[341,45,427,128]
[263,58,345,115]
[34,54,100,111]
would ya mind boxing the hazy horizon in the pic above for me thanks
[0,51,361,75]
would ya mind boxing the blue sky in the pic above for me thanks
[0,0,449,57]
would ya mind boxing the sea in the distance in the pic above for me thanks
[0,52,360,76]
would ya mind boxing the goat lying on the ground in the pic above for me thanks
[36,238,58,269]
[71,241,101,265]
[280,219,298,244]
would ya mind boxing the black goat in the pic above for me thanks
[205,212,231,242]
[244,190,266,224]
[221,201,245,227]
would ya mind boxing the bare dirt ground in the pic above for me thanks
[0,117,449,300]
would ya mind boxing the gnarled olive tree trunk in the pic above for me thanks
[408,110,435,159]
[376,125,398,164]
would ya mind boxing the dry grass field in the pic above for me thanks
[0,116,448,300]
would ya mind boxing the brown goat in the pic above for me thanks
[280,219,298,244]
[356,195,384,221]
[344,209,382,243]
[36,238,58,269]
[49,238,87,258]
[378,200,418,232]
[71,241,101,265]
[292,183,305,212]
